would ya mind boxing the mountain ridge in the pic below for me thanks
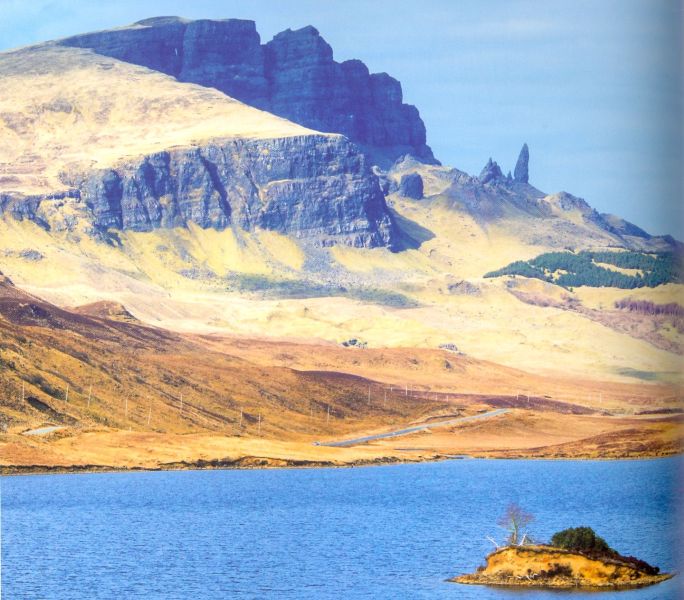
[0,44,399,249]
[0,24,678,253]
[57,16,436,164]
[0,17,681,386]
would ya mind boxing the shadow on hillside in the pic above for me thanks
[390,209,435,252]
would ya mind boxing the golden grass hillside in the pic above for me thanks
[1,275,681,472]
[0,44,315,194]
[1,210,682,384]
[0,41,681,386]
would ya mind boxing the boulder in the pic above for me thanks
[398,173,424,199]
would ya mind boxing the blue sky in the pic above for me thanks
[1,0,681,237]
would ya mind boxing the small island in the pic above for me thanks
[452,507,673,590]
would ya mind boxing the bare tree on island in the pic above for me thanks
[498,503,534,546]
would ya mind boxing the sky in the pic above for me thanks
[1,0,682,238]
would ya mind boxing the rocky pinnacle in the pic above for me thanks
[479,158,504,184]
[514,143,529,183]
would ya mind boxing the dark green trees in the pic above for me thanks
[550,527,613,555]
[484,251,682,289]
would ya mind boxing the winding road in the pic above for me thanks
[316,408,509,447]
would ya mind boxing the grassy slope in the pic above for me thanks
[0,42,681,386]
[0,44,315,194]
[1,207,682,384]
[0,276,681,471]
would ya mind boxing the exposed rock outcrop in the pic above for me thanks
[180,19,269,109]
[478,158,504,184]
[399,173,424,199]
[514,143,529,183]
[59,17,436,163]
[430,148,678,252]
[447,280,481,296]
[8,135,398,249]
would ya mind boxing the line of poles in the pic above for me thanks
[13,369,620,438]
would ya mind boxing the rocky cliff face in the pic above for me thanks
[5,134,398,249]
[398,173,424,199]
[59,17,435,163]
[478,158,504,184]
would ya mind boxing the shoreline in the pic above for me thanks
[0,455,441,477]
[2,451,680,478]
[453,573,675,591]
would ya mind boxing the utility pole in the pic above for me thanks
[326,404,330,424]
[239,409,243,428]
[65,383,69,403]
[147,401,152,426]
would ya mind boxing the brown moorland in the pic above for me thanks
[0,273,681,474]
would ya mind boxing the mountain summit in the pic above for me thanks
[0,37,398,249]
[59,17,436,164]
[0,15,680,400]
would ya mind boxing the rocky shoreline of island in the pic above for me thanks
[452,544,673,590]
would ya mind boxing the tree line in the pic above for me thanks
[614,298,684,316]
[484,250,682,289]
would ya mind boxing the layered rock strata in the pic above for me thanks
[3,135,398,249]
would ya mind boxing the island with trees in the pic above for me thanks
[452,504,673,590]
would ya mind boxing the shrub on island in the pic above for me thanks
[550,527,613,555]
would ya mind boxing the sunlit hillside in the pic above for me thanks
[0,44,314,195]
[0,38,681,387]
[1,206,681,384]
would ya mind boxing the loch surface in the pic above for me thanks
[2,458,681,599]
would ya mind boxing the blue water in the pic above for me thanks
[2,458,681,599]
